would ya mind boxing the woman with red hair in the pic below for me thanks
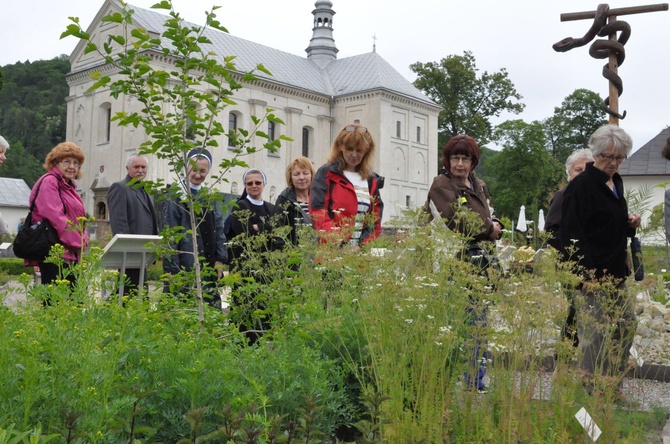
[424,134,502,244]
[310,123,384,248]
[423,134,502,393]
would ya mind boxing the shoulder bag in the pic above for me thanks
[12,175,63,261]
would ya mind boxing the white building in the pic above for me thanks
[65,0,440,235]
[618,126,670,245]
[0,177,31,235]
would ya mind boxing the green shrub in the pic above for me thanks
[0,258,31,276]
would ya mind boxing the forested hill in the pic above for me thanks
[0,56,70,187]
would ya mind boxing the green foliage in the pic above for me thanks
[0,211,666,442]
[0,56,69,181]
[0,259,29,276]
[487,119,563,219]
[543,88,608,164]
[410,50,525,153]
[61,0,288,327]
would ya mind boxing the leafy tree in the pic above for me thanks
[410,51,525,154]
[0,57,69,162]
[62,0,287,326]
[487,120,562,220]
[543,88,607,164]
[1,140,43,187]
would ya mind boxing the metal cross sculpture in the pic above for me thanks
[553,3,668,125]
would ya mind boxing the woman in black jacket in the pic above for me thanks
[226,168,284,344]
[275,156,314,245]
[559,124,641,402]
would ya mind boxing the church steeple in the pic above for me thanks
[306,0,338,66]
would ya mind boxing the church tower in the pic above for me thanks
[305,0,338,66]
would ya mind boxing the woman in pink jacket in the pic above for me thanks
[28,142,89,292]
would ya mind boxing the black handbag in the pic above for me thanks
[12,175,63,261]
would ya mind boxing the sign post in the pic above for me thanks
[100,234,161,305]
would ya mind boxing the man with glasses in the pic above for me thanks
[559,124,640,405]
[108,154,158,296]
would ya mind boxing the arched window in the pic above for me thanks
[98,102,112,144]
[302,126,313,159]
[228,112,238,147]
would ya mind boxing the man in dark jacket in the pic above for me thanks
[108,154,158,295]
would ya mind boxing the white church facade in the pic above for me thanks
[65,0,440,234]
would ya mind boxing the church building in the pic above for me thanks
[65,0,440,233]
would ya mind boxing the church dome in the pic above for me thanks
[314,0,333,8]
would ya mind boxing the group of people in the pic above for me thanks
[422,125,643,401]
[4,122,646,388]
[11,124,385,329]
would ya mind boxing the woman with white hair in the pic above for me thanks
[545,148,594,249]
[0,135,9,166]
[559,124,640,403]
[545,148,594,348]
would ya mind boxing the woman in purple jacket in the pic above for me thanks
[28,142,89,291]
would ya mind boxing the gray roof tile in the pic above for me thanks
[618,126,670,176]
[0,178,31,207]
[130,5,434,105]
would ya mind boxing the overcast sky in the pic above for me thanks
[2,0,669,151]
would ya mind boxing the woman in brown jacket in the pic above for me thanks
[423,134,502,393]
[424,134,502,248]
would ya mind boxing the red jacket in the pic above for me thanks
[310,162,384,245]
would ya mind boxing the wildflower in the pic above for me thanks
[13,329,24,337]
[435,342,443,346]
[427,315,434,319]
[405,319,413,324]
[418,304,426,310]
[439,326,451,333]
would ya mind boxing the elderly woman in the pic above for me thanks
[423,134,502,393]
[0,135,8,166]
[559,124,640,403]
[162,148,227,307]
[546,148,594,348]
[545,148,594,250]
[276,156,314,245]
[423,134,502,259]
[226,168,284,344]
[310,124,384,247]
[29,142,89,292]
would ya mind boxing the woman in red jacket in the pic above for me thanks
[310,124,384,248]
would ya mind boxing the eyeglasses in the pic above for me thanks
[60,159,81,168]
[344,125,368,133]
[450,155,472,164]
[598,153,627,163]
[246,181,263,186]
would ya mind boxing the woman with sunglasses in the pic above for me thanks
[423,134,502,394]
[225,168,285,344]
[310,123,384,247]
